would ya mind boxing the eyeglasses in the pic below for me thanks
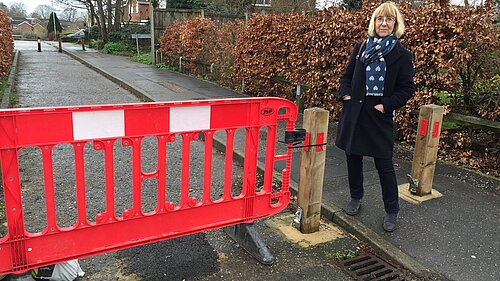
[376,16,395,24]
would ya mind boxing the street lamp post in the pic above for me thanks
[150,1,155,65]
[150,1,160,65]
[51,0,61,52]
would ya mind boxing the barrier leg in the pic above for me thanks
[224,223,274,265]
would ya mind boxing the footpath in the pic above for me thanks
[50,42,499,281]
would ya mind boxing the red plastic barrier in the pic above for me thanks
[0,97,297,274]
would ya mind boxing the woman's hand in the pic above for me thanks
[374,104,385,113]
[343,95,351,101]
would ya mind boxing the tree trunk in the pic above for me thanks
[96,0,108,42]
[107,0,113,32]
[114,0,122,31]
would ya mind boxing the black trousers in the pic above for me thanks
[346,153,400,214]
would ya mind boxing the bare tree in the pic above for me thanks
[34,5,54,19]
[30,12,41,18]
[96,0,109,41]
[61,7,78,21]
[56,0,127,42]
[8,2,27,17]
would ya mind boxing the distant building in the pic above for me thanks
[16,21,32,33]
[122,0,150,23]
[30,18,42,25]
[33,23,47,38]
[10,16,26,28]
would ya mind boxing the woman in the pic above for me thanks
[335,2,415,232]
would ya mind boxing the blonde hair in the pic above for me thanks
[368,2,405,39]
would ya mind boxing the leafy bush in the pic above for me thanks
[89,25,100,41]
[131,53,152,65]
[91,39,105,50]
[158,1,499,176]
[101,42,132,55]
[159,18,243,86]
[471,75,500,121]
[108,23,150,49]
[156,62,178,72]
[0,9,13,78]
[159,18,218,75]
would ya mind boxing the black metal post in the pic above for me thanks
[37,37,41,52]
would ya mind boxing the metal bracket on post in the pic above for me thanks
[224,223,274,265]
[281,129,327,151]
[285,128,306,144]
[407,174,419,194]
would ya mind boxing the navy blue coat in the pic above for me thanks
[335,41,415,158]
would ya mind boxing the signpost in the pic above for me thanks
[131,34,152,55]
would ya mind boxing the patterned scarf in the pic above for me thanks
[359,35,397,96]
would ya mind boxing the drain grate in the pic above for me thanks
[341,254,405,281]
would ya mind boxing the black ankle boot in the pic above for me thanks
[344,199,361,216]
[383,213,398,232]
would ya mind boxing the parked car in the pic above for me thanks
[67,29,86,38]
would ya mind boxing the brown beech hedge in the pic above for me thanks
[159,1,499,159]
[0,9,13,78]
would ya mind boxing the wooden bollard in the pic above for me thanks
[409,104,444,196]
[297,107,329,233]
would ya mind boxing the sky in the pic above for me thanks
[3,0,337,16]
[3,0,63,15]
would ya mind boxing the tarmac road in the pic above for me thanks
[1,41,357,281]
